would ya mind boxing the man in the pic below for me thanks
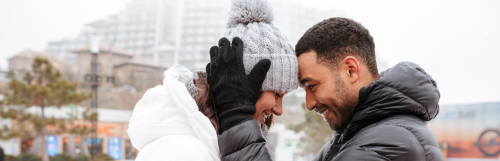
[295,17,444,160]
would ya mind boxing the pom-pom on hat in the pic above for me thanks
[227,0,274,27]
[223,0,299,94]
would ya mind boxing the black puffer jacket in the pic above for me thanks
[218,62,444,161]
[314,62,443,161]
[218,119,271,160]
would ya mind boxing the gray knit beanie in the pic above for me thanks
[222,0,299,94]
[184,72,199,99]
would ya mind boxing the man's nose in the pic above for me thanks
[305,90,317,111]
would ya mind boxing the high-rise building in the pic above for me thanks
[46,0,337,71]
[46,34,87,63]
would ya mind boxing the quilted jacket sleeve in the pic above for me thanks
[218,120,272,161]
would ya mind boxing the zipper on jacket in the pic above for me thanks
[324,134,344,161]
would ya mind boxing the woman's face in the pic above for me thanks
[253,91,284,124]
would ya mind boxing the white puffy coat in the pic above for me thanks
[127,65,220,161]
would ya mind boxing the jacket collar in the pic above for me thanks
[341,62,440,142]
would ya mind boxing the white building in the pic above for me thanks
[46,35,87,63]
[46,0,338,71]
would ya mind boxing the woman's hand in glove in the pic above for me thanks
[205,37,271,134]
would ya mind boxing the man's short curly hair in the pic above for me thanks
[295,17,378,77]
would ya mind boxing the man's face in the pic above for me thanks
[298,51,358,131]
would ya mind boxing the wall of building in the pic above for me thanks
[75,51,132,88]
[76,52,131,76]
[8,57,32,72]
[113,64,164,91]
[428,102,500,160]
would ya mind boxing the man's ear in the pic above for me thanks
[342,56,360,84]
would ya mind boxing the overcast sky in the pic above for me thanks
[1,0,499,105]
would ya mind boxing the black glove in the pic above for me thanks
[206,37,271,134]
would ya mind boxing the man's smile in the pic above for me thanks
[315,104,334,122]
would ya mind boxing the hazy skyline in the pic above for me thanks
[1,0,499,105]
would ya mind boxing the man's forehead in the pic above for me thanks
[298,51,320,86]
[297,50,318,62]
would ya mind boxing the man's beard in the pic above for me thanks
[319,75,358,131]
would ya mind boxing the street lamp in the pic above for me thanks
[84,20,116,161]
[88,31,100,161]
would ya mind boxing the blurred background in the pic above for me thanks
[0,0,499,160]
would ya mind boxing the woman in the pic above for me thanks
[128,0,296,160]
[128,63,288,160]
[127,63,291,161]
[127,65,220,160]
[207,0,299,160]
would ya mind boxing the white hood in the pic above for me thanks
[128,65,220,160]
